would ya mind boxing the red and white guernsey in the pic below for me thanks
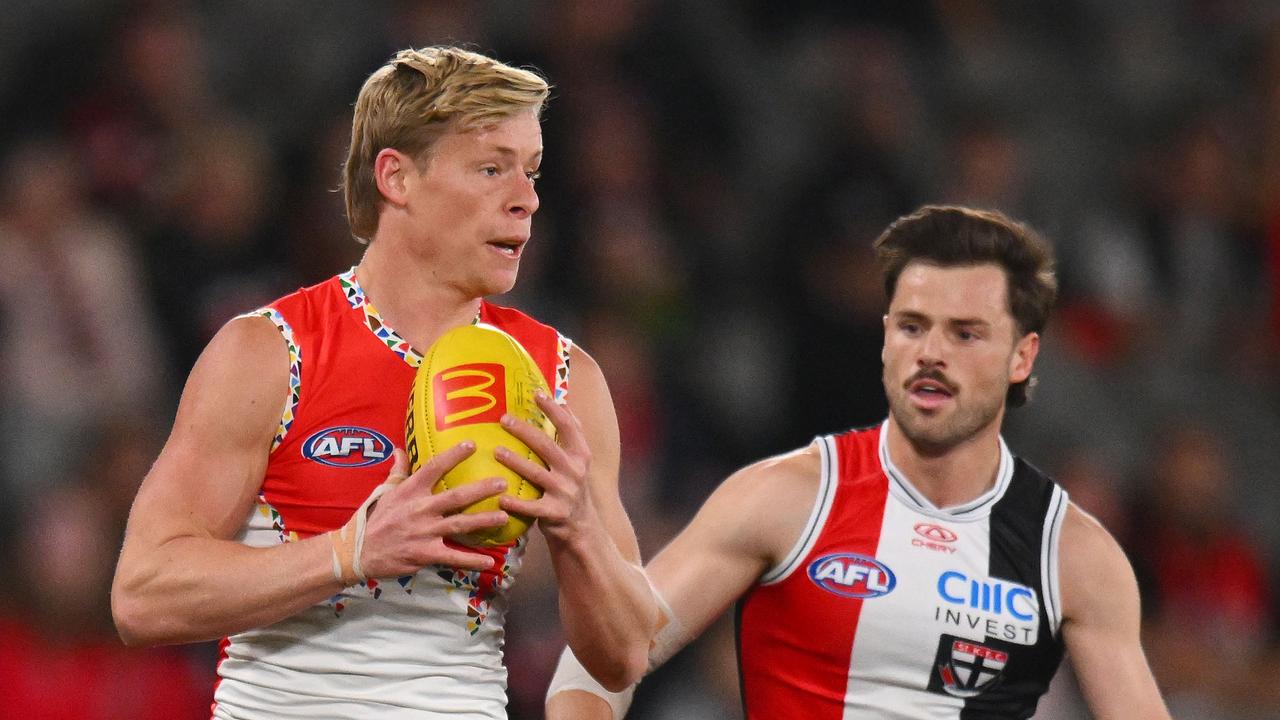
[737,423,1069,719]
[211,269,571,720]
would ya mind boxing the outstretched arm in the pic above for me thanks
[1060,504,1171,719]
[545,444,823,718]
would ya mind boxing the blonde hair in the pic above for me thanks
[342,46,550,241]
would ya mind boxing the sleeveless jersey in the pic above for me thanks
[737,423,1068,719]
[211,268,572,720]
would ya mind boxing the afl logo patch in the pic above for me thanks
[302,426,392,468]
[807,553,897,599]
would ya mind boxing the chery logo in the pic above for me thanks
[913,523,958,554]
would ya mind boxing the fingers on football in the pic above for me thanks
[430,478,507,514]
[493,446,555,491]
[536,392,586,451]
[500,411,562,464]
[436,547,497,571]
[496,494,547,520]
[443,510,509,536]
[406,441,476,489]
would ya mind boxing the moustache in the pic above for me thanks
[905,368,956,394]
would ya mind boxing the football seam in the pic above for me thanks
[422,341,444,489]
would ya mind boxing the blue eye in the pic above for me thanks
[482,166,499,176]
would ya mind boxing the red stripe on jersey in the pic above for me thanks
[257,277,565,539]
[737,427,889,719]
[210,636,229,718]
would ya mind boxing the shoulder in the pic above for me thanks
[701,443,824,565]
[1059,502,1138,623]
[178,315,291,431]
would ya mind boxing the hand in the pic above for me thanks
[495,392,597,543]
[357,444,511,577]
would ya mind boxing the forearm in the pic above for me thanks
[112,533,343,646]
[547,523,656,690]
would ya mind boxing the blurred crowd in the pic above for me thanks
[1,1,1279,718]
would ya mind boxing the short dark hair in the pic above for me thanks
[873,205,1058,408]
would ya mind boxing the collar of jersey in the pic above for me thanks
[338,267,425,368]
[877,419,1013,521]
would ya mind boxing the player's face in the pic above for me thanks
[882,262,1038,452]
[404,111,543,296]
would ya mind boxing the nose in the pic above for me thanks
[507,175,539,219]
[916,327,946,369]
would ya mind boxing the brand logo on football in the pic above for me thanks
[433,363,507,430]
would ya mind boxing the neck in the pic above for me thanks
[354,237,481,350]
[884,417,1004,510]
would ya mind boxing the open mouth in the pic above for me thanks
[907,376,955,410]
[909,379,953,398]
[487,238,526,258]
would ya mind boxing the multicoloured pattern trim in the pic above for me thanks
[329,574,417,618]
[554,333,572,404]
[238,308,301,452]
[256,495,299,544]
[338,267,423,368]
[437,539,523,635]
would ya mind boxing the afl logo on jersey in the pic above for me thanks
[807,553,897,599]
[302,426,392,468]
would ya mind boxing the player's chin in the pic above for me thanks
[476,269,520,297]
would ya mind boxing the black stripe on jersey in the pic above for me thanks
[1041,487,1068,634]
[734,599,749,719]
[956,457,1066,720]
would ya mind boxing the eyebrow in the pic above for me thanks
[892,310,992,328]
[491,146,543,164]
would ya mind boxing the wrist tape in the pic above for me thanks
[328,465,408,585]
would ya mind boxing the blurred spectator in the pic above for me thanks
[1130,424,1273,720]
[66,4,216,216]
[141,118,296,376]
[0,137,166,496]
[0,480,211,719]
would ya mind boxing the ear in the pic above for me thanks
[1008,332,1039,384]
[881,314,889,364]
[373,148,413,208]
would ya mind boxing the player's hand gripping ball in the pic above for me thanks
[406,323,555,546]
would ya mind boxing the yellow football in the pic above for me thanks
[405,323,554,546]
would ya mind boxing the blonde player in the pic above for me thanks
[112,46,654,718]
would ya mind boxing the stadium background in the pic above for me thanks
[1,1,1278,718]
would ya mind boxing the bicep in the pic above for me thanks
[643,455,813,652]
[563,346,640,563]
[122,317,290,551]
[1060,506,1170,719]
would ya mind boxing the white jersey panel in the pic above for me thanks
[841,497,983,719]
[214,523,523,719]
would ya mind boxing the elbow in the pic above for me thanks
[609,649,650,692]
[111,590,148,647]
[110,580,166,647]
[586,644,649,693]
